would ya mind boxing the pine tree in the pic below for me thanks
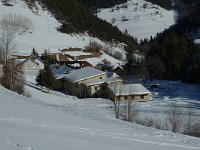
[31,47,38,58]
[36,62,55,90]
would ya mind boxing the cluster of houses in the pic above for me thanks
[14,53,151,103]
[61,67,151,102]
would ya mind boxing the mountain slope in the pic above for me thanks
[38,0,138,47]
[0,0,95,53]
[0,0,128,67]
[97,0,176,41]
[78,0,128,9]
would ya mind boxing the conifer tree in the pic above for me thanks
[36,50,55,91]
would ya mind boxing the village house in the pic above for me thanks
[17,57,44,71]
[62,67,151,101]
[107,84,151,102]
[50,61,93,78]
[50,63,76,79]
[95,59,113,71]
[113,65,128,78]
[82,76,123,98]
[63,67,107,97]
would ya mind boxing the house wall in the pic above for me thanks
[86,79,123,98]
[77,73,107,85]
[115,94,149,102]
[114,67,127,78]
[22,61,40,70]
[64,73,107,98]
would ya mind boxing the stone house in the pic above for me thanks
[63,67,107,97]
[82,77,123,98]
[17,57,44,71]
[107,84,151,102]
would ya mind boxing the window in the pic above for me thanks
[141,95,144,99]
[95,86,98,90]
[124,96,128,100]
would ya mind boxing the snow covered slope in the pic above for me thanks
[0,0,125,66]
[0,0,108,54]
[1,84,200,150]
[1,70,200,150]
[97,0,176,41]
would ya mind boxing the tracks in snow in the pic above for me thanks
[0,116,199,150]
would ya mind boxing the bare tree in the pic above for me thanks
[0,16,26,95]
[167,102,183,132]
[113,85,120,119]
[183,106,196,135]
[1,59,25,95]
[0,13,33,33]
[0,29,16,65]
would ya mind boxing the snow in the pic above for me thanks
[138,80,200,121]
[84,77,122,86]
[0,0,113,54]
[194,39,200,44]
[0,71,200,150]
[109,83,151,96]
[85,51,124,68]
[62,51,92,57]
[97,0,176,41]
[64,67,106,82]
[0,1,200,148]
[51,64,75,77]
[0,0,126,67]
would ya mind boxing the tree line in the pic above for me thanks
[78,0,127,11]
[145,0,172,10]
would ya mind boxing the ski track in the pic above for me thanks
[0,116,199,150]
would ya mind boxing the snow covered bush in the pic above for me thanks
[113,51,122,60]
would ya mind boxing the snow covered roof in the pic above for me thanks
[107,71,119,78]
[19,58,37,66]
[51,64,75,76]
[64,67,106,83]
[84,77,122,86]
[109,84,150,96]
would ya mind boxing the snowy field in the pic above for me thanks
[0,70,200,150]
[97,0,176,41]
[138,81,200,124]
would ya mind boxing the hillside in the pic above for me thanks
[145,0,172,10]
[0,0,128,67]
[78,0,128,10]
[38,0,138,47]
[97,0,176,41]
[0,78,200,150]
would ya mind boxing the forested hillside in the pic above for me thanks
[78,0,127,9]
[38,0,138,48]
[145,0,172,10]
[138,0,200,84]
[142,1,200,84]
